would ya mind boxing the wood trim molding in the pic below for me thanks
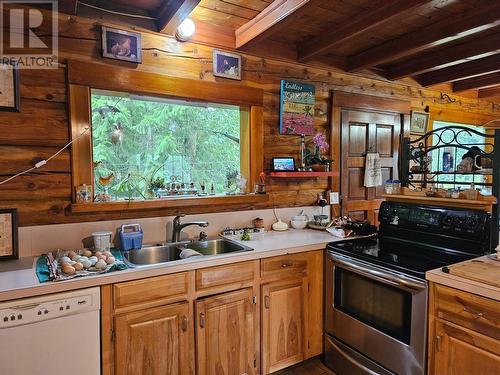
[70,194,269,213]
[67,60,264,107]
[69,84,93,202]
[331,91,411,114]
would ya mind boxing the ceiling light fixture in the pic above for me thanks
[175,18,196,42]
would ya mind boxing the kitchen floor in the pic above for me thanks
[272,358,336,375]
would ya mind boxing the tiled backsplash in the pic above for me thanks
[19,206,326,257]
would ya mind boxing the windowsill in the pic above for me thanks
[69,193,269,214]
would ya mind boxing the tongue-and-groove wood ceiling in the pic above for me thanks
[60,0,500,100]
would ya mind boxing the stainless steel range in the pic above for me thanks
[324,201,492,375]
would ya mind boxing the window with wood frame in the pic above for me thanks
[91,90,249,201]
[68,61,265,213]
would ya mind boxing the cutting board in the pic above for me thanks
[448,258,500,288]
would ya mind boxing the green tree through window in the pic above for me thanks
[91,91,242,200]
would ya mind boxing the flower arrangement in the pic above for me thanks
[305,133,333,167]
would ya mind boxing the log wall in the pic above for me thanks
[0,10,498,226]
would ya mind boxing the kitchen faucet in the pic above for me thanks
[171,214,209,243]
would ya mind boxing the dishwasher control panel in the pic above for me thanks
[0,292,96,328]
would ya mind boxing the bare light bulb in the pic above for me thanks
[176,18,195,42]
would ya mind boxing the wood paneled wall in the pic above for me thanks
[0,9,498,226]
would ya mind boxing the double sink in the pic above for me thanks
[121,238,253,268]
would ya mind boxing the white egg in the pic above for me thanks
[68,260,76,265]
[95,260,107,270]
[71,255,80,262]
[89,256,98,266]
[78,256,88,262]
[81,259,92,269]
[60,256,71,263]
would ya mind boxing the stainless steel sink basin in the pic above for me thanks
[122,238,253,267]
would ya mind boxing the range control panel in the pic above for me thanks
[0,294,93,329]
[379,201,489,238]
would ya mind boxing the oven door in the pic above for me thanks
[325,253,427,375]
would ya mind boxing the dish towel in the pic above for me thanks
[179,248,203,259]
[364,152,382,187]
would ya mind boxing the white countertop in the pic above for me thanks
[426,255,500,301]
[0,229,343,302]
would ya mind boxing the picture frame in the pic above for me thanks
[279,80,315,135]
[213,49,241,80]
[272,157,296,171]
[0,208,18,260]
[101,26,142,64]
[0,62,20,112]
[410,111,430,134]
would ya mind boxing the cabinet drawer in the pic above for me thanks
[261,253,308,281]
[434,284,500,340]
[114,272,189,310]
[196,261,256,292]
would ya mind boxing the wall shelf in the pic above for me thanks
[268,171,339,178]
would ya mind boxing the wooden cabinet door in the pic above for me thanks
[196,288,257,375]
[432,319,500,375]
[262,278,308,374]
[114,301,194,375]
[341,109,401,224]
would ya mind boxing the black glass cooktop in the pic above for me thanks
[327,237,473,280]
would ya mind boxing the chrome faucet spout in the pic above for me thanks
[171,214,209,243]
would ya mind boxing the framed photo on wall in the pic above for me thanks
[410,111,429,134]
[0,209,18,260]
[213,50,241,80]
[101,26,142,63]
[0,63,20,112]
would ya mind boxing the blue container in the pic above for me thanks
[119,223,143,251]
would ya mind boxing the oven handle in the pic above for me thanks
[329,254,426,291]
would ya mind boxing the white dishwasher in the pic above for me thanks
[0,287,101,375]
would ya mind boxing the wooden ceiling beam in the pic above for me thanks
[235,0,321,49]
[59,0,78,15]
[297,0,431,62]
[478,86,500,99]
[420,54,500,87]
[347,3,500,72]
[157,0,201,35]
[453,72,500,92]
[386,32,500,80]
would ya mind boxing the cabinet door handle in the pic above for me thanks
[264,295,270,309]
[435,335,441,352]
[281,262,293,268]
[199,312,205,328]
[463,306,484,318]
[181,315,188,332]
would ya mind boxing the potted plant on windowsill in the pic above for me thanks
[305,133,333,171]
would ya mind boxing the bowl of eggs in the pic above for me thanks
[58,249,117,275]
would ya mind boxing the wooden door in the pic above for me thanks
[196,288,258,375]
[114,301,194,375]
[341,110,401,223]
[262,278,308,374]
[432,319,500,375]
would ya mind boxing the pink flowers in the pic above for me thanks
[313,133,329,153]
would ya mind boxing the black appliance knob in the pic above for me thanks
[455,217,465,226]
[443,216,453,225]
[467,217,478,228]
[391,209,398,215]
